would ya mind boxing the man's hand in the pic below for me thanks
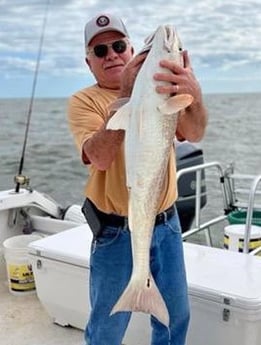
[120,52,148,98]
[153,50,201,103]
[153,50,208,142]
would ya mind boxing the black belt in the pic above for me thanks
[94,203,175,228]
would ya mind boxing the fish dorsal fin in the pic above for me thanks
[158,94,193,114]
[106,102,131,131]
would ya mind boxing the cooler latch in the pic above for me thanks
[223,308,230,322]
[222,297,231,322]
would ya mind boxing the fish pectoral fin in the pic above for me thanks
[110,276,169,327]
[106,102,131,131]
[158,94,194,114]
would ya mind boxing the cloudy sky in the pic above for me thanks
[0,0,260,98]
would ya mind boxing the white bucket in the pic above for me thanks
[3,234,42,295]
[224,224,261,252]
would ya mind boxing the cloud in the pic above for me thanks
[0,0,260,96]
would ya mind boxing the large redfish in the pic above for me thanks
[106,25,193,327]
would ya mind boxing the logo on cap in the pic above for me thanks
[96,15,110,27]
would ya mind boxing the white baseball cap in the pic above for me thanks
[84,13,129,47]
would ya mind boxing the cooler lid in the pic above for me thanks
[184,242,261,311]
[28,224,93,268]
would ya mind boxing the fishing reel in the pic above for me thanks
[14,174,31,191]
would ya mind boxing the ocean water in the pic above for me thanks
[0,93,261,213]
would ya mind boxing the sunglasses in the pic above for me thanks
[88,39,129,58]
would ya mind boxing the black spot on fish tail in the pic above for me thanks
[147,278,151,288]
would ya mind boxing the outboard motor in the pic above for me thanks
[175,141,207,232]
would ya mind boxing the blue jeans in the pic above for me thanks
[85,212,190,345]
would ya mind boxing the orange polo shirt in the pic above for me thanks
[68,84,177,216]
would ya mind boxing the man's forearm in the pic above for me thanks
[82,126,125,171]
[177,98,208,142]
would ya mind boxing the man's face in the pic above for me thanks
[86,31,134,90]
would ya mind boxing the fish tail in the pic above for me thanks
[110,276,169,327]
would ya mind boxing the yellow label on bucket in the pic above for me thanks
[239,238,261,251]
[224,234,261,252]
[8,263,35,291]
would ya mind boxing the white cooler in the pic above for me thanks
[28,226,261,345]
[185,242,261,345]
[28,225,151,345]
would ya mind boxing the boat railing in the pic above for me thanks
[177,161,229,244]
[242,174,261,253]
[225,171,261,210]
[223,170,261,253]
[177,162,261,253]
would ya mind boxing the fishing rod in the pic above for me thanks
[15,0,51,193]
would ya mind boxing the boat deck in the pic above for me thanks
[0,279,83,345]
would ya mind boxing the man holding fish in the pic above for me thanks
[68,12,207,345]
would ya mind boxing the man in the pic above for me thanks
[68,13,207,345]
